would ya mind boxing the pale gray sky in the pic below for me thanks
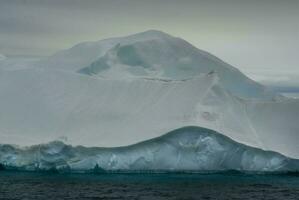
[0,0,298,85]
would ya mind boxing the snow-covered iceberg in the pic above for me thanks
[0,30,298,162]
[1,126,298,172]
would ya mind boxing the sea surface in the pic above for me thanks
[0,171,298,200]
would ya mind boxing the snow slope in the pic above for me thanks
[0,68,298,158]
[39,30,276,100]
[1,127,298,172]
[0,30,298,160]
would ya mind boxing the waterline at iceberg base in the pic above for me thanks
[0,126,298,173]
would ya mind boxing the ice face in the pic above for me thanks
[0,126,298,172]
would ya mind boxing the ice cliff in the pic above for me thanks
[1,127,298,172]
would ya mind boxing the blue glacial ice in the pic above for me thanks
[0,126,298,173]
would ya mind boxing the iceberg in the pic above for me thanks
[0,30,298,162]
[0,127,298,172]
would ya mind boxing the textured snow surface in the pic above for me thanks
[0,127,298,172]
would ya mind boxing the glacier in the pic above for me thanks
[1,126,298,172]
[0,30,298,169]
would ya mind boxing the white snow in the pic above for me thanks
[40,30,277,100]
[0,68,298,158]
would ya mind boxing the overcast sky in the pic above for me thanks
[0,0,298,85]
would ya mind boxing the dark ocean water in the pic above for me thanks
[0,172,298,200]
